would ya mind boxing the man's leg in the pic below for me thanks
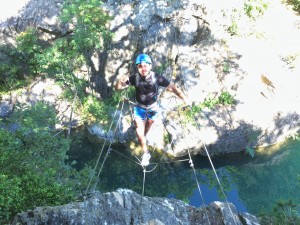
[134,119,147,153]
[144,119,155,136]
[135,119,151,166]
[144,108,158,136]
[133,106,152,166]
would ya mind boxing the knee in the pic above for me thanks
[147,119,154,125]
[145,119,154,128]
[134,120,138,128]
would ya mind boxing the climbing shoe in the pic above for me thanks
[141,152,151,166]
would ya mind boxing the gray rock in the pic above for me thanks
[0,100,13,117]
[12,189,261,225]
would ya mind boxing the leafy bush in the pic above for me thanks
[226,7,241,36]
[244,0,269,20]
[81,85,136,124]
[202,96,220,109]
[227,20,240,36]
[260,200,300,225]
[285,0,300,14]
[0,45,29,91]
[60,0,112,52]
[218,91,235,105]
[16,28,42,75]
[178,103,203,126]
[179,91,235,126]
[1,0,113,101]
[0,102,85,224]
[202,91,235,108]
[82,95,112,123]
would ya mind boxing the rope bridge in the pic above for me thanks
[82,1,239,224]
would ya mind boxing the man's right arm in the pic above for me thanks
[115,75,129,90]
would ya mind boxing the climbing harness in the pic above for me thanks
[134,71,159,106]
[83,1,240,224]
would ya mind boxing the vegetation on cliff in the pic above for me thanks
[0,0,299,224]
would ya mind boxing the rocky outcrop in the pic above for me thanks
[12,189,260,225]
[0,0,299,156]
[88,0,300,156]
[0,0,64,45]
[0,77,81,129]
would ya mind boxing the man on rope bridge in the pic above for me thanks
[115,54,191,166]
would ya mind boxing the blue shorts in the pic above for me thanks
[133,105,159,121]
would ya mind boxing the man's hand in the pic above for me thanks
[115,75,129,90]
[183,96,192,107]
[166,84,192,107]
[120,75,129,86]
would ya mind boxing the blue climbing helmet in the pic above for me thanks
[135,54,152,65]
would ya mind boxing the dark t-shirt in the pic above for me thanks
[128,72,170,106]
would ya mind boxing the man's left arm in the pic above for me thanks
[166,84,192,106]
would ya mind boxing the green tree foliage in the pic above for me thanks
[285,0,300,14]
[81,86,135,125]
[179,91,235,126]
[0,28,45,91]
[16,28,42,76]
[244,0,269,20]
[227,0,269,36]
[1,0,112,101]
[37,0,112,79]
[201,91,235,109]
[260,200,300,225]
[82,95,112,123]
[2,0,115,125]
[60,0,112,52]
[0,45,29,92]
[0,102,85,223]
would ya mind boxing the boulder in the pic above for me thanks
[12,189,261,225]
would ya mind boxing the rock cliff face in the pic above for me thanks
[12,189,260,225]
[0,0,299,156]
[1,1,296,224]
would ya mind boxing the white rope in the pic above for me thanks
[202,143,239,224]
[190,161,212,225]
[178,96,239,225]
[122,92,183,171]
[84,98,122,195]
[141,168,146,198]
[110,148,141,165]
[174,98,211,225]
[167,3,240,219]
[136,168,147,224]
[91,100,125,192]
[124,2,231,224]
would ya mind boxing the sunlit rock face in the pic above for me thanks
[12,189,260,225]
[0,0,65,45]
[1,0,299,156]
